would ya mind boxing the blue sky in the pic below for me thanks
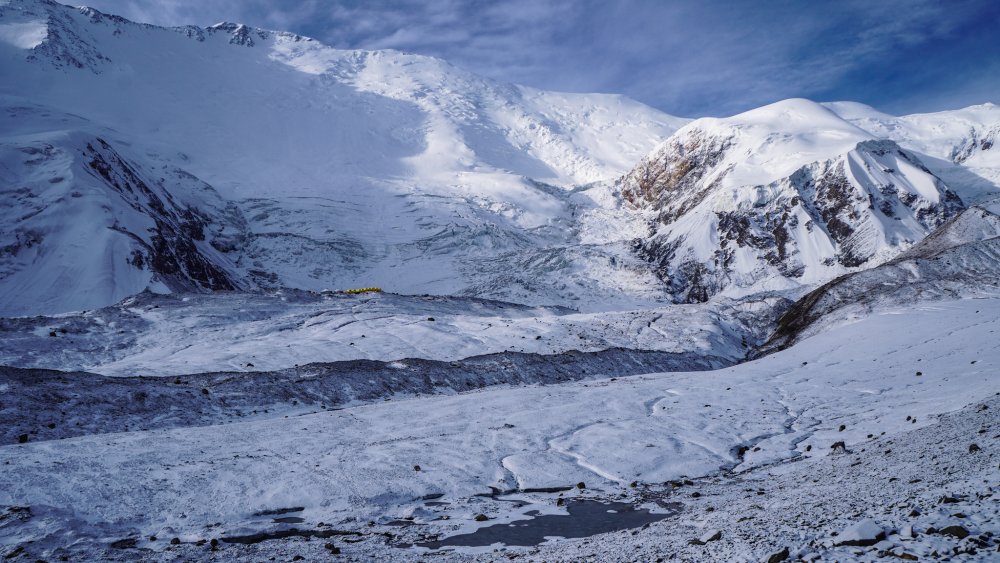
[82,0,1000,117]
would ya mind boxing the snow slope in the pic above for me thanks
[620,99,964,302]
[0,110,251,315]
[0,0,686,315]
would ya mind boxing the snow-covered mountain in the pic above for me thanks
[619,99,965,302]
[1,0,998,316]
[0,0,686,315]
[825,101,1000,204]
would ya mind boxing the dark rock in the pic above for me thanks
[576,482,586,489]
[969,443,980,453]
[324,542,340,554]
[110,538,138,549]
[474,514,489,522]
[834,519,885,547]
[170,537,180,545]
[701,530,722,542]
[766,547,790,562]
[938,525,970,539]
[413,465,421,472]
[17,434,28,444]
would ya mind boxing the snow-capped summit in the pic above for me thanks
[619,99,964,302]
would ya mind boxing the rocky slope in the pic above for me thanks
[619,99,965,303]
[760,198,1000,353]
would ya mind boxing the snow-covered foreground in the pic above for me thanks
[1,296,997,560]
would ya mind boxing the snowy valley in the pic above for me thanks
[1,0,999,561]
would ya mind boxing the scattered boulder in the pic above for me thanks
[324,542,340,554]
[17,434,28,444]
[110,538,138,549]
[766,546,790,562]
[474,514,489,522]
[938,525,970,539]
[834,519,885,547]
[699,529,722,543]
[831,441,846,453]
[576,482,586,490]
[969,443,981,453]
[413,465,421,472]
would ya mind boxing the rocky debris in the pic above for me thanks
[0,346,727,445]
[765,546,790,562]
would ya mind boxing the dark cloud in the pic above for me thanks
[80,0,1000,117]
